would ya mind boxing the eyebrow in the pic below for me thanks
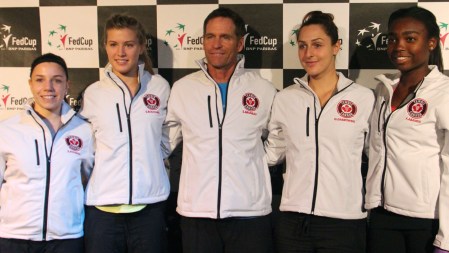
[297,38,325,43]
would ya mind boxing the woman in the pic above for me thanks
[79,14,170,253]
[365,6,449,253]
[0,53,94,253]
[265,11,374,253]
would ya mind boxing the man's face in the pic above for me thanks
[203,17,244,73]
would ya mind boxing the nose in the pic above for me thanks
[212,37,222,49]
[43,80,55,91]
[117,45,126,56]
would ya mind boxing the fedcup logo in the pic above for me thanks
[0,23,37,51]
[163,22,202,51]
[0,84,33,111]
[439,21,449,50]
[243,24,277,51]
[47,24,93,51]
[354,21,387,52]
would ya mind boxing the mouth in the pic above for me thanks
[115,59,128,64]
[392,55,410,63]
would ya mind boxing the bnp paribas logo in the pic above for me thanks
[439,21,449,50]
[47,24,93,51]
[0,24,37,51]
[163,22,203,51]
[354,21,387,52]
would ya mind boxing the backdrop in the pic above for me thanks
[1,0,449,120]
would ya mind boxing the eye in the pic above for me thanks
[406,36,416,43]
[387,36,396,44]
[298,43,306,50]
[313,43,322,48]
[125,43,135,48]
[204,34,214,40]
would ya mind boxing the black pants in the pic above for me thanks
[180,215,273,253]
[0,237,83,253]
[367,207,438,253]
[84,202,167,253]
[275,212,366,253]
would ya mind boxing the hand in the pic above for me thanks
[434,247,449,253]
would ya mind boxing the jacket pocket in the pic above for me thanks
[378,101,385,133]
[34,139,40,166]
[306,107,310,137]
[208,95,213,128]
[116,103,123,133]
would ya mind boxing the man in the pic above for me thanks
[164,7,276,253]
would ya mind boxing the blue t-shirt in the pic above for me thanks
[218,83,228,112]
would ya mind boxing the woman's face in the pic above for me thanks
[297,24,340,79]
[105,28,144,78]
[29,62,69,116]
[387,17,436,74]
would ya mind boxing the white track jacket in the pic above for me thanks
[164,55,277,219]
[0,102,94,241]
[80,63,170,206]
[265,73,375,219]
[365,66,449,250]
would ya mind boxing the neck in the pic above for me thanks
[207,63,237,84]
[34,105,62,135]
[399,66,430,89]
[113,69,140,97]
[308,70,339,93]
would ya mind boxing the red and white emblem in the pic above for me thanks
[407,98,427,119]
[143,94,160,110]
[65,135,83,151]
[337,100,357,118]
[242,93,259,111]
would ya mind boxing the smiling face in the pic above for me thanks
[105,28,144,79]
[387,17,436,75]
[29,62,69,116]
[203,17,244,75]
[297,24,340,79]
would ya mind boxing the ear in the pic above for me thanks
[429,37,438,51]
[237,36,244,53]
[28,79,32,87]
[333,39,341,56]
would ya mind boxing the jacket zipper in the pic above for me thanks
[204,67,235,219]
[116,103,123,132]
[380,86,419,206]
[29,111,73,240]
[34,139,40,166]
[309,82,353,215]
[108,73,140,205]
[306,107,310,137]
[207,95,213,128]
[377,101,385,133]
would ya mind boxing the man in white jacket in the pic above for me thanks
[164,7,277,253]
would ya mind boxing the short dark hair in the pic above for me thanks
[298,11,339,45]
[388,6,443,72]
[30,53,69,79]
[203,7,246,38]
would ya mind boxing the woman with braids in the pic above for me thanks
[365,6,449,253]
[79,14,170,253]
[265,11,374,253]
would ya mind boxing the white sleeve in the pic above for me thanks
[264,95,286,166]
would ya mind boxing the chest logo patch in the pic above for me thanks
[337,100,357,118]
[242,93,259,111]
[143,94,160,111]
[65,135,83,151]
[407,98,427,119]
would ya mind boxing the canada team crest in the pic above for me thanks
[65,135,83,151]
[143,94,160,111]
[242,93,259,111]
[337,100,357,118]
[407,98,427,119]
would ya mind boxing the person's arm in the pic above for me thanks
[161,84,183,158]
[264,95,286,166]
[81,126,95,187]
[434,99,449,251]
